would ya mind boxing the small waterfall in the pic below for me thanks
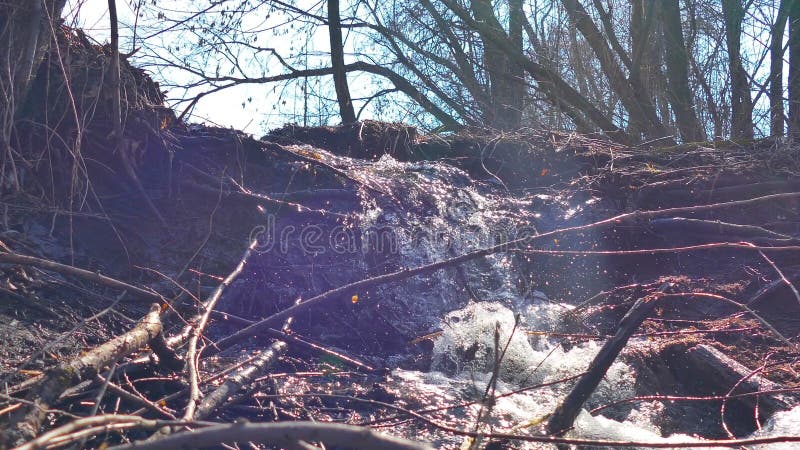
[218,147,798,448]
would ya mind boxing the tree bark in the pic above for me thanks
[0,0,67,150]
[663,343,794,418]
[770,0,788,136]
[507,0,526,128]
[328,0,356,124]
[629,0,652,138]
[660,0,705,142]
[470,0,524,130]
[546,284,669,436]
[630,0,653,82]
[722,0,755,139]
[194,341,287,420]
[2,305,165,447]
[789,0,800,136]
[108,0,121,138]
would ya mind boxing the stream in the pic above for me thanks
[205,145,799,449]
[2,22,797,448]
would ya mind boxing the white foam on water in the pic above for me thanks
[571,410,707,449]
[391,369,561,449]
[747,406,800,449]
[389,300,779,449]
[431,302,538,384]
[431,301,636,405]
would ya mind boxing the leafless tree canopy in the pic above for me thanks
[97,0,791,143]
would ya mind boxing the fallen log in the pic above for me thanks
[1,304,165,448]
[546,283,671,436]
[662,343,794,418]
[194,340,287,420]
[109,421,434,450]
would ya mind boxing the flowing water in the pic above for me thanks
[221,147,798,449]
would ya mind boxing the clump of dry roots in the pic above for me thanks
[6,25,176,211]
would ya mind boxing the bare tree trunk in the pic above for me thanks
[629,0,650,138]
[108,0,122,139]
[630,0,649,80]
[506,0,525,128]
[0,0,67,149]
[722,0,754,139]
[771,0,789,136]
[470,0,523,130]
[420,0,491,115]
[660,0,705,142]
[790,0,800,136]
[685,0,723,138]
[328,0,356,124]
